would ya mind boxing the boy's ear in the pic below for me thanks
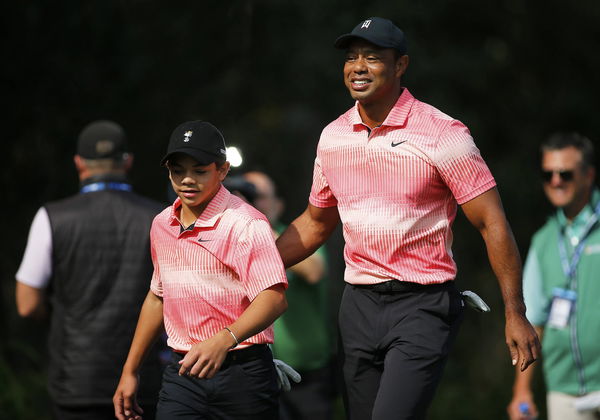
[219,161,231,181]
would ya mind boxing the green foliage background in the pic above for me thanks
[2,1,599,418]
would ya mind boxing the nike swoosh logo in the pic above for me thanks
[198,238,212,243]
[391,140,407,147]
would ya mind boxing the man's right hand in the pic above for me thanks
[507,393,538,420]
[113,372,143,420]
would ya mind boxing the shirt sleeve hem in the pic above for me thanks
[150,285,163,297]
[308,196,338,208]
[15,276,47,289]
[455,179,497,205]
[246,280,288,302]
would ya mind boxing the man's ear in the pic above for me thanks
[74,155,85,172]
[123,153,134,172]
[396,54,409,78]
[585,166,596,185]
[73,155,90,182]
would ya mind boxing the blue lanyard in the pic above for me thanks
[80,182,132,194]
[557,201,600,282]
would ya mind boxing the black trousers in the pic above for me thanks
[156,346,279,420]
[339,281,464,420]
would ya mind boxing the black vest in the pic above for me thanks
[44,183,166,406]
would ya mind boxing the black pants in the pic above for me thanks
[339,281,464,420]
[156,346,279,420]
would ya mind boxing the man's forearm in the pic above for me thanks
[481,218,526,314]
[276,204,339,268]
[288,251,325,284]
[461,189,540,370]
[15,282,47,319]
[461,189,525,313]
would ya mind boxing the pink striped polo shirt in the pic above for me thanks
[309,88,496,285]
[150,185,287,352]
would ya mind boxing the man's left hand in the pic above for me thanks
[505,312,541,371]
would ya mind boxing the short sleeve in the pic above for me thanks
[233,219,288,300]
[149,223,163,297]
[16,207,53,289]
[522,247,549,326]
[309,155,338,208]
[435,121,496,205]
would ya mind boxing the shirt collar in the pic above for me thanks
[169,185,230,228]
[556,188,600,231]
[80,173,130,188]
[348,88,415,128]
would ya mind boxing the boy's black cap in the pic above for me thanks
[334,17,407,55]
[77,120,128,159]
[161,120,227,166]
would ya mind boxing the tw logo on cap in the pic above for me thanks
[183,131,193,142]
[361,20,371,29]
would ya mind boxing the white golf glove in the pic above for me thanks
[460,290,491,313]
[273,359,301,391]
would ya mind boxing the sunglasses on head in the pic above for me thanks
[541,169,575,183]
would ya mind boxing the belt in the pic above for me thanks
[173,344,269,370]
[353,280,453,293]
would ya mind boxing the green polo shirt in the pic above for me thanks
[270,223,332,371]
[523,188,600,395]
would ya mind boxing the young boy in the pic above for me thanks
[113,121,288,420]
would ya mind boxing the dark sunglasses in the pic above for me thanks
[541,170,575,183]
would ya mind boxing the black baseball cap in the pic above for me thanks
[334,17,407,55]
[160,120,227,166]
[77,120,128,159]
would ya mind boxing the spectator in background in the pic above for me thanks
[244,170,335,420]
[508,133,600,420]
[223,174,258,204]
[15,120,165,420]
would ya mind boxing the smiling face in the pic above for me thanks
[541,146,595,219]
[167,153,230,222]
[343,39,408,108]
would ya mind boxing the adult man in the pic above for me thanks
[244,170,335,420]
[276,17,540,419]
[508,133,600,420]
[16,120,165,420]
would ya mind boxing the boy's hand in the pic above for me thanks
[113,372,143,420]
[178,329,233,378]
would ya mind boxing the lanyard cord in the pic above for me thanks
[557,201,600,287]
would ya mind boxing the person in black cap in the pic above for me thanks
[275,17,540,419]
[113,121,291,420]
[15,120,165,420]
